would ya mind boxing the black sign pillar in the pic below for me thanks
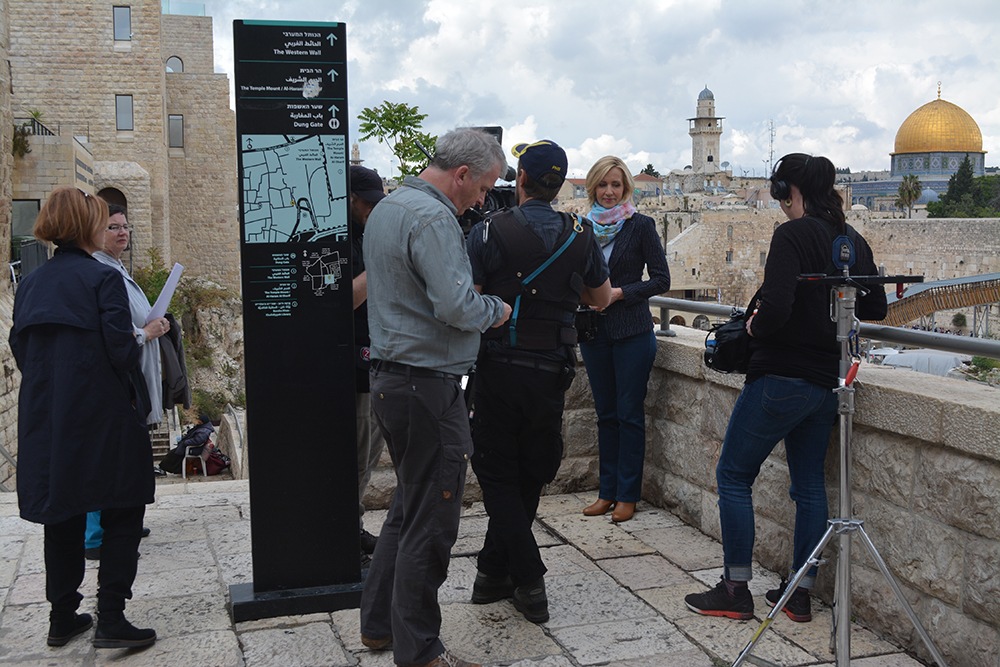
[230,20,361,622]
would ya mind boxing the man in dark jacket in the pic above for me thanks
[349,165,387,559]
[465,140,611,624]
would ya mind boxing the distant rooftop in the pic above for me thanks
[161,1,205,16]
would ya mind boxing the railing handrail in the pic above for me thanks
[650,295,1000,360]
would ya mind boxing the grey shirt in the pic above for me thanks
[365,176,507,375]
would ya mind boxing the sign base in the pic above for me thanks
[229,580,363,623]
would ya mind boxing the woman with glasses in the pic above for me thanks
[684,154,887,624]
[83,204,170,560]
[578,156,670,523]
[95,203,169,427]
[10,187,161,648]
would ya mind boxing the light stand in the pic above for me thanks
[731,272,949,667]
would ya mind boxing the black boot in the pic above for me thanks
[47,611,93,647]
[93,613,156,649]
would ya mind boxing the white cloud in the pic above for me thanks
[203,0,1000,178]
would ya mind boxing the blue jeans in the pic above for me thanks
[716,375,837,589]
[85,511,103,549]
[580,328,657,503]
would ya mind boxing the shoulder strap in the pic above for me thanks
[508,213,586,347]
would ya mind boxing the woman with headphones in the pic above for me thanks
[685,154,887,623]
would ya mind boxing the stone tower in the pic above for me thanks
[688,86,724,173]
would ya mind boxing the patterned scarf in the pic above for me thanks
[588,201,636,247]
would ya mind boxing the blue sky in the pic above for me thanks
[203,0,1000,179]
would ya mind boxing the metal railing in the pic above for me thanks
[651,295,1000,361]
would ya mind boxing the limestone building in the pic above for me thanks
[849,85,986,211]
[668,87,735,196]
[7,0,239,291]
[688,86,724,174]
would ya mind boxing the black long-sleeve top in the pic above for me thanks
[747,215,888,388]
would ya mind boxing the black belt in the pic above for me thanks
[485,354,566,375]
[371,359,463,382]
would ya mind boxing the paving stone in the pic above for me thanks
[240,621,351,666]
[674,612,817,665]
[612,505,686,532]
[542,514,655,560]
[550,615,698,665]
[93,628,249,667]
[597,553,691,591]
[441,601,562,664]
[205,519,252,556]
[543,570,658,629]
[630,523,726,570]
[538,544,601,577]
[536,492,594,517]
[0,484,934,667]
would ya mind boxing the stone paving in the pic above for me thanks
[0,477,927,666]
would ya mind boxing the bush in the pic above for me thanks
[971,356,1000,372]
[951,313,967,328]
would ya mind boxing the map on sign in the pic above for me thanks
[242,134,348,244]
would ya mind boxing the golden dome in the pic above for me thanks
[894,96,982,154]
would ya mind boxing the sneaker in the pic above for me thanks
[765,578,812,622]
[684,577,754,620]
[419,648,481,667]
[512,578,549,624]
[471,571,514,604]
[47,611,93,647]
[359,529,378,555]
[92,615,156,649]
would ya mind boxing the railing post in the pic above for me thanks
[655,306,676,337]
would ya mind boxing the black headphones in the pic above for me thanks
[769,155,811,201]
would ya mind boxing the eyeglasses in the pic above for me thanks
[107,224,130,232]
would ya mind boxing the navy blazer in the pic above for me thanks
[600,212,671,340]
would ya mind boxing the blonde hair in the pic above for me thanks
[585,156,635,206]
[33,187,108,248]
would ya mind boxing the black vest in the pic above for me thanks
[481,207,593,351]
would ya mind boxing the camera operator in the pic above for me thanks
[464,140,610,624]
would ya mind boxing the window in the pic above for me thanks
[113,6,131,41]
[165,56,183,73]
[116,95,133,130]
[725,250,733,264]
[727,225,733,239]
[168,114,184,148]
[760,252,767,266]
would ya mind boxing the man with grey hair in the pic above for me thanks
[359,128,511,667]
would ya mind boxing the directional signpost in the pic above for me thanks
[230,20,361,622]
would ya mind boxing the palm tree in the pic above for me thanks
[896,174,922,219]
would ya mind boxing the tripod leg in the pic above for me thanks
[855,526,949,667]
[730,525,836,667]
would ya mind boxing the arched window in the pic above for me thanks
[97,187,127,211]
[727,225,733,239]
[166,56,184,73]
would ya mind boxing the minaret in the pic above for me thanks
[350,142,363,166]
[688,86,724,173]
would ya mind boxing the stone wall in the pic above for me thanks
[162,14,241,292]
[0,0,18,492]
[637,327,1000,667]
[9,0,171,254]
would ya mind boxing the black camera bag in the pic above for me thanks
[704,309,750,374]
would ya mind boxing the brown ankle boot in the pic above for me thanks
[582,498,615,516]
[611,501,636,522]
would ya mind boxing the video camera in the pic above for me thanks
[416,126,516,235]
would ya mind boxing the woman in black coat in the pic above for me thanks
[10,187,158,649]
[579,156,670,523]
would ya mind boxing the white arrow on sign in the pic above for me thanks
[327,68,338,82]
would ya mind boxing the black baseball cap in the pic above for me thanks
[511,140,568,187]
[350,165,386,204]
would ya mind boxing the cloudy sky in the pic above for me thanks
[201,0,1000,180]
